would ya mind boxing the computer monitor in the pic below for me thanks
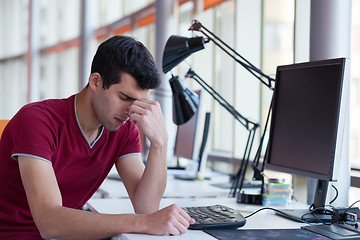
[172,90,211,180]
[265,58,349,222]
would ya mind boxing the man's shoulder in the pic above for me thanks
[19,95,75,117]
[24,95,74,110]
[11,95,76,129]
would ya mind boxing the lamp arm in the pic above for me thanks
[252,95,273,180]
[229,126,257,197]
[186,69,259,131]
[190,20,275,90]
[184,68,259,197]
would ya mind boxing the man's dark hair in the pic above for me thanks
[91,35,160,89]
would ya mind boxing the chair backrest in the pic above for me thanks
[0,120,9,139]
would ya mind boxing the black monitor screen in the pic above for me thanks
[265,58,346,181]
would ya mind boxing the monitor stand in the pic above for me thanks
[277,208,334,223]
[276,180,360,223]
[277,207,360,223]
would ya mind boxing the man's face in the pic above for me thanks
[92,72,150,131]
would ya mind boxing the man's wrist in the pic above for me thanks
[131,214,148,234]
[149,135,168,149]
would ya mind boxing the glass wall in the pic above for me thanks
[0,0,28,57]
[261,0,295,158]
[180,0,295,166]
[38,0,80,47]
[0,0,298,166]
[351,0,360,169]
[0,0,359,177]
[0,59,27,119]
[0,0,28,119]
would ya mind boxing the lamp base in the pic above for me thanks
[236,191,263,205]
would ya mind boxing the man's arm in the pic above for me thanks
[18,156,193,239]
[119,99,168,214]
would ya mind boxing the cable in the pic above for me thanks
[244,205,341,225]
[305,199,360,225]
[329,185,338,204]
[342,199,360,213]
[243,207,309,223]
[336,199,360,224]
[302,206,336,225]
[244,200,360,230]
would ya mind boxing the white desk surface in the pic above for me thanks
[87,197,309,240]
[99,173,230,199]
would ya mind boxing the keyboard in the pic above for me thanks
[183,204,246,230]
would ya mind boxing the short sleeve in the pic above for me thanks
[10,105,58,162]
[117,122,141,158]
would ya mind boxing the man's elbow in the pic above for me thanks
[36,221,61,240]
[39,230,54,240]
[32,210,63,240]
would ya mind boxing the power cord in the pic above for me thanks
[329,184,338,204]
[244,207,309,223]
[336,199,360,226]
[242,183,359,226]
[303,205,337,224]
[244,199,360,227]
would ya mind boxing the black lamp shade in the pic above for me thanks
[162,35,205,74]
[169,75,199,125]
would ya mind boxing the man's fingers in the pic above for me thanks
[171,220,188,235]
[128,100,159,119]
[167,209,190,235]
[143,204,195,236]
[178,207,195,224]
[131,99,158,110]
[172,205,194,233]
[129,104,147,116]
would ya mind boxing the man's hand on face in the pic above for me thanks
[128,100,168,146]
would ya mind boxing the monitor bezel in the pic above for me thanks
[264,58,347,182]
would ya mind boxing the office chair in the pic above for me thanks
[0,120,9,139]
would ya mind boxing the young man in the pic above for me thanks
[0,35,194,239]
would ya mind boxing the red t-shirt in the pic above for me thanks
[0,94,141,234]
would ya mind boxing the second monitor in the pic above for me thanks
[172,90,212,180]
[265,57,349,222]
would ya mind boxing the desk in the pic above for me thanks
[99,173,230,199]
[86,197,309,240]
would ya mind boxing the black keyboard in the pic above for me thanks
[183,204,246,230]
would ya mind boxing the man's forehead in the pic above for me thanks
[117,72,150,98]
[118,89,150,101]
[119,91,139,101]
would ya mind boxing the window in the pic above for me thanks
[0,0,28,119]
[351,0,360,169]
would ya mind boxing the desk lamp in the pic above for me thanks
[162,20,274,200]
[162,35,207,75]
[169,75,199,125]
